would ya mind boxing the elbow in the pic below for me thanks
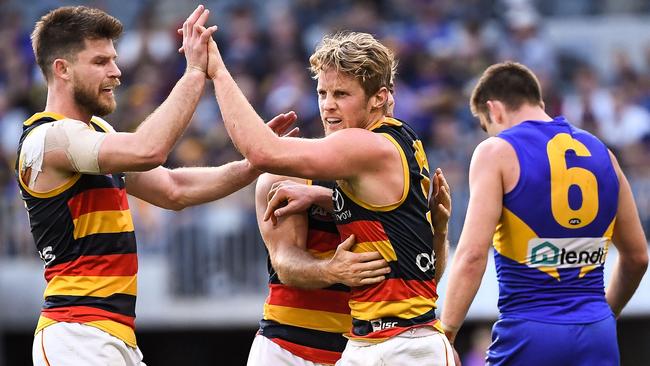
[246,149,278,173]
[142,148,168,169]
[164,183,189,211]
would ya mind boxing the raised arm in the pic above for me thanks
[441,138,506,344]
[204,31,393,181]
[255,174,390,289]
[97,6,216,173]
[605,151,648,316]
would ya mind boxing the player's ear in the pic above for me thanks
[486,100,505,125]
[371,87,389,110]
[53,58,72,81]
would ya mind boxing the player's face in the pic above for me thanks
[317,68,374,136]
[70,38,121,117]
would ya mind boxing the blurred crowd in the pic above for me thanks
[1,0,650,259]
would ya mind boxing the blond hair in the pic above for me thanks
[309,32,396,99]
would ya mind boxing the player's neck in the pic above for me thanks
[507,105,552,128]
[45,87,92,124]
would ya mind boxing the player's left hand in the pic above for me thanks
[264,181,328,225]
[266,111,299,138]
[430,168,451,235]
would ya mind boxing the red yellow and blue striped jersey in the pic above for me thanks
[333,117,443,341]
[16,112,138,347]
[260,181,350,364]
[494,116,618,323]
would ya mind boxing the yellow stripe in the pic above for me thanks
[309,249,336,259]
[368,117,403,131]
[349,296,436,321]
[34,316,137,348]
[352,240,397,262]
[24,112,66,126]
[263,303,351,333]
[35,316,58,336]
[44,275,137,298]
[338,133,409,212]
[493,208,560,279]
[579,218,615,279]
[85,320,137,347]
[73,210,135,239]
[90,116,113,133]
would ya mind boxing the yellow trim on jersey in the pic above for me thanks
[34,316,137,348]
[579,218,616,278]
[349,296,436,321]
[18,152,82,198]
[263,303,351,333]
[24,112,66,126]
[90,116,115,133]
[352,240,398,262]
[85,320,137,347]
[18,115,83,198]
[72,210,135,239]
[44,275,137,298]
[309,249,336,259]
[338,133,409,212]
[34,316,57,335]
[368,117,403,131]
[493,208,560,280]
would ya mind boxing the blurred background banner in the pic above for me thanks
[1,0,650,365]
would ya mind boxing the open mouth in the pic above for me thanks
[325,117,342,125]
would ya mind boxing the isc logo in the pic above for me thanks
[371,319,398,332]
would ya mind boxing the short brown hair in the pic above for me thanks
[470,61,543,117]
[31,6,123,81]
[309,32,396,100]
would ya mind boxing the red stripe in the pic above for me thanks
[271,338,342,364]
[267,284,350,314]
[45,253,138,282]
[306,229,340,252]
[41,306,135,328]
[352,278,438,303]
[337,220,388,243]
[41,331,51,366]
[67,188,129,219]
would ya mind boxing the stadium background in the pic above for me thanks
[1,0,650,364]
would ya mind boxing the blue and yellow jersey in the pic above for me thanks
[494,116,619,323]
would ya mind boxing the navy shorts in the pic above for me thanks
[486,315,619,366]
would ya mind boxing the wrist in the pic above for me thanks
[185,64,207,77]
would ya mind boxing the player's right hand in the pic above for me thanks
[327,235,391,287]
[180,5,217,76]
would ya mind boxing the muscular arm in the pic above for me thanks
[256,174,389,288]
[97,7,216,173]
[441,138,507,343]
[98,71,206,173]
[207,41,393,181]
[605,151,649,317]
[126,160,259,210]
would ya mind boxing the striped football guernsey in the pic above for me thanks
[333,117,443,341]
[16,112,138,347]
[493,116,619,323]
[259,181,351,364]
